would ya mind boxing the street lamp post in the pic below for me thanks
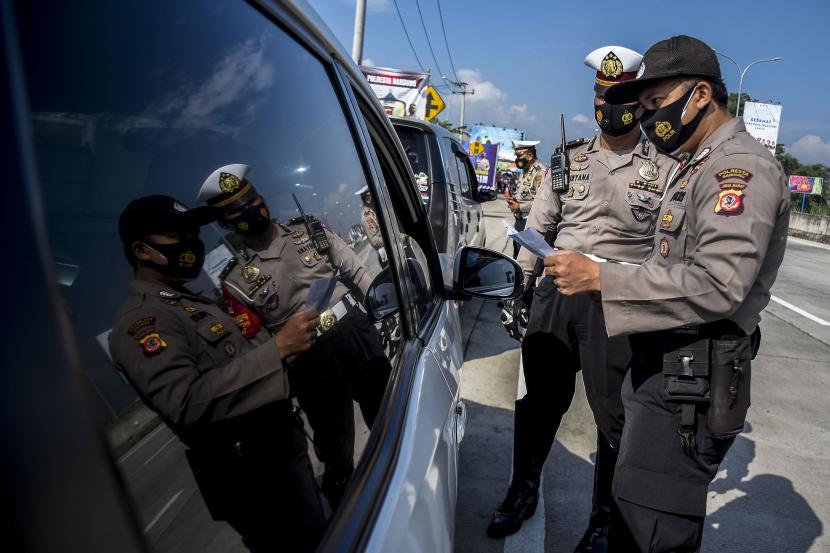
[714,51,782,117]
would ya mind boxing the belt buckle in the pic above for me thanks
[319,310,338,333]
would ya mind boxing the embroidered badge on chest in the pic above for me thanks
[631,207,651,221]
[659,237,670,258]
[660,210,674,229]
[242,265,261,283]
[573,153,589,163]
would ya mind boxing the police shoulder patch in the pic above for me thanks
[138,333,168,356]
[127,316,155,336]
[715,168,753,182]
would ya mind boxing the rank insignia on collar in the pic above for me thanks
[715,189,744,215]
[716,168,753,182]
[158,290,179,299]
[242,265,261,283]
[693,148,711,163]
[573,153,589,163]
[639,160,659,182]
[660,210,674,229]
[219,172,241,193]
[659,237,670,258]
[139,333,167,355]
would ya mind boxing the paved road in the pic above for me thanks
[455,200,830,553]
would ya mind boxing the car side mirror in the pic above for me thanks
[364,266,400,321]
[452,246,523,300]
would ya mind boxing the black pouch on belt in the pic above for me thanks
[708,334,752,439]
[661,331,711,456]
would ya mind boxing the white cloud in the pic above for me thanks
[457,68,507,104]
[362,58,375,67]
[572,114,590,124]
[788,134,830,166]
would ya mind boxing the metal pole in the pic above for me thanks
[351,0,367,65]
[801,192,808,212]
[715,51,781,118]
[459,83,466,140]
[736,71,745,118]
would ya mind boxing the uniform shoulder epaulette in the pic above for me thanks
[218,256,239,281]
[565,138,589,149]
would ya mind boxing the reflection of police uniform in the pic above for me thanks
[597,37,790,551]
[111,280,325,552]
[198,164,391,509]
[511,142,545,257]
[360,203,387,267]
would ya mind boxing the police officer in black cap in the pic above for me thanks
[110,195,326,552]
[545,35,789,552]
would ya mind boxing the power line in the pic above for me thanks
[435,0,459,82]
[414,0,446,81]
[392,0,426,73]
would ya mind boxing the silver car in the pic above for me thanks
[4,1,520,552]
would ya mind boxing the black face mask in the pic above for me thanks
[231,203,271,236]
[641,83,705,154]
[595,103,639,137]
[143,237,205,280]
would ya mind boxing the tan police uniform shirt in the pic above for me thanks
[514,158,546,215]
[223,221,371,330]
[599,118,790,337]
[361,206,384,249]
[518,136,672,279]
[110,279,288,430]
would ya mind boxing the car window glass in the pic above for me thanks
[19,1,399,550]
[442,137,462,189]
[455,154,472,197]
[394,125,431,206]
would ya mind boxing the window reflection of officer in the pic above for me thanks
[109,196,325,552]
[508,140,545,257]
[197,164,392,510]
[545,36,790,552]
[356,185,387,268]
[490,46,673,551]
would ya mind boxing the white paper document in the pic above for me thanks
[503,220,636,265]
[305,276,338,312]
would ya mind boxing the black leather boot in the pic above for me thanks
[487,397,558,539]
[573,432,619,553]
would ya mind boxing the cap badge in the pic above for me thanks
[600,51,623,79]
[636,62,646,79]
[219,172,242,193]
[639,160,659,182]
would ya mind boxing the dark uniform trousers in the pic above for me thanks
[610,328,754,552]
[512,216,527,259]
[289,308,391,507]
[184,401,326,553]
[518,276,630,521]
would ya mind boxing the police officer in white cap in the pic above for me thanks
[489,46,673,551]
[197,164,392,510]
[508,139,545,257]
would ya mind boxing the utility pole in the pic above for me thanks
[351,0,367,65]
[714,51,782,117]
[448,80,474,142]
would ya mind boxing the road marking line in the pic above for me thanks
[118,423,164,463]
[770,295,830,326]
[504,352,545,553]
[143,489,185,534]
[141,435,177,467]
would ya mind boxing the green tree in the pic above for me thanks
[435,119,466,136]
[727,92,754,117]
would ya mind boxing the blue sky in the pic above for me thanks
[307,0,830,166]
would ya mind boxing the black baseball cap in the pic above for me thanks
[604,35,721,104]
[119,195,218,246]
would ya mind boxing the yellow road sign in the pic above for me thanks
[424,86,446,122]
[469,140,484,156]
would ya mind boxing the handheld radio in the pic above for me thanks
[292,193,330,254]
[549,114,570,193]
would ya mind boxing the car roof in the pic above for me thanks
[389,116,460,143]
